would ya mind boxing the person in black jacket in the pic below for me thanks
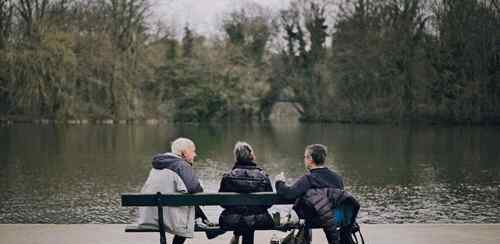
[275,144,344,244]
[218,142,274,244]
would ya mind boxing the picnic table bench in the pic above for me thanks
[121,192,302,244]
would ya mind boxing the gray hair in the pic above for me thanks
[233,141,255,162]
[171,138,195,156]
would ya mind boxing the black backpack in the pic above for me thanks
[297,188,365,244]
[332,190,364,244]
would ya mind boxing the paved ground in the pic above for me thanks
[1,224,499,244]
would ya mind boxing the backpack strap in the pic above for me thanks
[347,222,365,244]
[329,190,365,244]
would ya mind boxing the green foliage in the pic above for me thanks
[4,31,77,117]
[222,5,275,64]
[0,0,13,49]
[1,0,499,124]
[156,33,271,122]
[0,0,154,120]
[278,1,332,121]
[428,0,500,123]
[331,0,430,122]
[321,0,499,124]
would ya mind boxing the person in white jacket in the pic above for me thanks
[137,137,208,244]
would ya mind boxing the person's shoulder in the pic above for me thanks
[324,168,344,187]
[255,166,269,175]
[251,165,271,179]
[329,168,343,178]
[151,153,166,162]
[251,161,265,170]
[176,160,194,173]
[232,163,263,173]
[321,167,339,174]
[231,166,263,176]
[325,168,343,179]
[159,156,192,176]
[152,152,183,165]
[153,152,177,158]
[298,173,313,183]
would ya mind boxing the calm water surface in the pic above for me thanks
[0,123,499,224]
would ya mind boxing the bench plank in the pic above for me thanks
[125,224,299,233]
[121,192,294,207]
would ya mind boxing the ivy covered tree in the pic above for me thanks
[0,0,499,124]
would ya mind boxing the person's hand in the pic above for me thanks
[202,218,216,227]
[275,172,286,182]
[196,218,212,228]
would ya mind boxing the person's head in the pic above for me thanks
[233,141,255,162]
[304,144,327,169]
[171,137,196,164]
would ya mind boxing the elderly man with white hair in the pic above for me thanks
[137,137,209,244]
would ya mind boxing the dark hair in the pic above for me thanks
[305,144,327,165]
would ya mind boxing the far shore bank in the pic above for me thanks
[0,117,169,125]
[2,116,500,126]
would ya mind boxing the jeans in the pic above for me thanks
[234,230,255,244]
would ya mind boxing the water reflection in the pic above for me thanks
[0,123,499,223]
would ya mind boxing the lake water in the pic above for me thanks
[0,123,499,224]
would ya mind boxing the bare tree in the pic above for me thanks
[0,0,13,49]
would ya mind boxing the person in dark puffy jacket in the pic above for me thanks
[218,142,274,244]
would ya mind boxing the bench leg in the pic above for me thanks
[156,192,167,244]
[159,233,167,244]
[241,230,254,244]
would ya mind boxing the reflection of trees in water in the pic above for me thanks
[1,124,500,223]
[324,125,500,187]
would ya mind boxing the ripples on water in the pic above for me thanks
[0,124,499,223]
[355,184,500,223]
[1,182,499,224]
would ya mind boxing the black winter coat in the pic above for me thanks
[294,187,360,228]
[218,160,274,230]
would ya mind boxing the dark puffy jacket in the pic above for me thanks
[294,187,360,228]
[218,160,274,230]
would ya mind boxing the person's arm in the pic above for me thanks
[218,175,228,192]
[218,174,233,210]
[177,163,203,193]
[261,174,274,209]
[264,175,273,192]
[275,175,310,199]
